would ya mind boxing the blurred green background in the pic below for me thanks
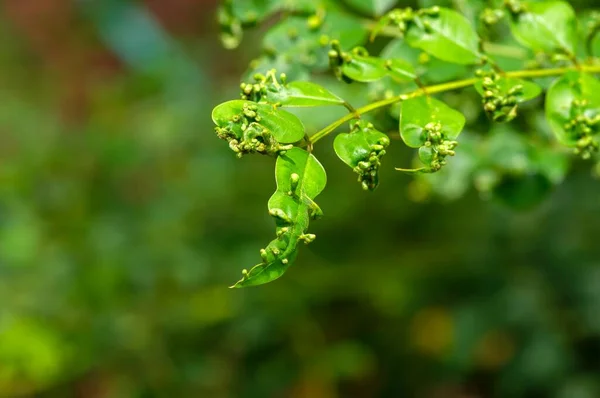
[1,1,600,397]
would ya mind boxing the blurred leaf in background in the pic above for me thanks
[1,1,600,397]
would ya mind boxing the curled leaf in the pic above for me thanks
[212,100,305,156]
[546,72,600,158]
[333,120,390,191]
[232,148,326,287]
[398,96,464,171]
[399,96,466,148]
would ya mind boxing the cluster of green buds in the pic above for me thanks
[419,122,458,172]
[239,70,287,102]
[371,6,441,41]
[381,7,416,38]
[414,6,443,34]
[239,78,268,102]
[477,71,522,122]
[503,0,524,15]
[215,102,292,157]
[328,40,353,81]
[565,99,600,159]
[352,121,390,191]
[480,8,504,26]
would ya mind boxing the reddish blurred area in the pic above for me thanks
[2,0,219,122]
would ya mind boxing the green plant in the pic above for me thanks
[214,0,600,287]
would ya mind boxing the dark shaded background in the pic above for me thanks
[1,1,600,397]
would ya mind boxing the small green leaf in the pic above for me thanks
[381,38,469,84]
[546,72,600,146]
[274,147,327,200]
[345,0,397,17]
[232,148,326,287]
[341,56,388,82]
[405,8,483,65]
[258,105,305,144]
[266,81,345,107]
[385,59,417,82]
[507,1,577,55]
[212,100,305,144]
[333,120,390,190]
[399,96,466,148]
[211,100,246,139]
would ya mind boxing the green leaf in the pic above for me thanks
[545,72,600,145]
[405,8,482,65]
[380,38,468,84]
[212,100,305,144]
[211,100,247,140]
[474,77,542,103]
[266,81,345,107]
[273,147,327,200]
[324,7,369,47]
[344,0,397,17]
[399,96,466,148]
[333,120,390,191]
[232,147,326,287]
[507,1,577,55]
[385,59,417,82]
[341,56,388,82]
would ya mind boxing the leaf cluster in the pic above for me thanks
[214,0,600,287]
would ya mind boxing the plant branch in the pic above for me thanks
[310,64,600,144]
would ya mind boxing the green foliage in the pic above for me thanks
[345,0,396,17]
[405,7,483,65]
[506,0,578,56]
[232,147,326,287]
[474,75,542,122]
[5,1,600,396]
[341,53,389,82]
[546,72,600,157]
[333,120,390,190]
[212,100,304,156]
[266,81,345,107]
[213,0,600,286]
